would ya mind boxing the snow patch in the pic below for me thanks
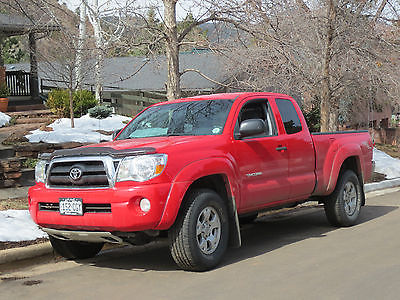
[25,114,131,144]
[373,148,400,179]
[0,111,11,128]
[0,210,47,242]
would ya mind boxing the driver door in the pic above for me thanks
[232,98,290,212]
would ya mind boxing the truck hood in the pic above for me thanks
[41,135,227,160]
[89,135,226,156]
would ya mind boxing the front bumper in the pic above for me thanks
[29,182,171,232]
[42,227,124,244]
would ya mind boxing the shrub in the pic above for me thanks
[0,82,10,98]
[303,97,321,133]
[47,89,97,118]
[23,158,39,168]
[88,104,113,119]
[47,89,69,117]
[73,90,98,117]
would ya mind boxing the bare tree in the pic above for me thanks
[75,0,87,89]
[210,0,400,131]
[83,0,136,101]
[163,0,180,100]
[2,0,97,127]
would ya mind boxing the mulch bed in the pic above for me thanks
[0,238,49,251]
[0,197,29,210]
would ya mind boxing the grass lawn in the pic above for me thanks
[375,143,400,159]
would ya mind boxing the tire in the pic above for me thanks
[169,189,229,271]
[239,213,258,224]
[324,170,362,227]
[49,236,104,259]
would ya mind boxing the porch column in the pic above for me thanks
[0,34,5,84]
[29,32,39,101]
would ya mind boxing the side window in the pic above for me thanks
[235,100,276,138]
[275,99,302,134]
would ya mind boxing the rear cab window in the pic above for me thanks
[275,98,302,134]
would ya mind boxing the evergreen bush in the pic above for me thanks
[47,89,97,117]
[88,104,113,119]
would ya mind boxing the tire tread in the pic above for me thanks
[169,188,228,271]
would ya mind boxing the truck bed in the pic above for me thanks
[311,130,373,196]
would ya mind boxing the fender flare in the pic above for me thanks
[155,157,242,247]
[325,143,363,195]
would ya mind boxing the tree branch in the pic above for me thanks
[180,68,233,89]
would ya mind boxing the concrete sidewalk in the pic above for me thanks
[0,186,30,201]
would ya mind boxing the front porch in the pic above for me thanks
[0,13,60,111]
[5,70,45,111]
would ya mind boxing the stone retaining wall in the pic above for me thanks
[0,142,87,188]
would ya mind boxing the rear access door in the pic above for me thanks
[273,97,316,199]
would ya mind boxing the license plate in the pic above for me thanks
[59,198,83,216]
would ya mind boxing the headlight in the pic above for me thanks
[116,154,167,182]
[35,160,47,183]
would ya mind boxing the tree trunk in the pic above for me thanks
[69,89,75,128]
[163,0,181,100]
[29,33,40,102]
[75,0,87,89]
[88,0,103,102]
[320,0,336,132]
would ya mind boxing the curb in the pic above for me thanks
[0,242,53,265]
[1,180,400,268]
[364,178,400,193]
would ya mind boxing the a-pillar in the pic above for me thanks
[29,32,39,102]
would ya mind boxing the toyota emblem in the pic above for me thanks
[69,167,83,181]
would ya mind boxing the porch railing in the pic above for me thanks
[6,71,31,96]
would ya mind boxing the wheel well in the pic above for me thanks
[339,156,361,177]
[339,156,365,205]
[186,174,230,204]
[180,174,241,247]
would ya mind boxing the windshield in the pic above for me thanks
[117,99,234,140]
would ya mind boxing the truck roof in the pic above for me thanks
[158,92,292,105]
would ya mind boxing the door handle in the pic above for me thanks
[276,146,287,151]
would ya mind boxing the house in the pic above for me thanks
[6,51,229,115]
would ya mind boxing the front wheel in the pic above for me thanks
[169,189,229,271]
[324,170,363,227]
[49,236,104,259]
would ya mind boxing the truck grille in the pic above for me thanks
[47,160,109,188]
[39,202,112,213]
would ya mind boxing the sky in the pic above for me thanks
[62,0,199,20]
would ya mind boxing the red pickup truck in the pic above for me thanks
[29,92,373,271]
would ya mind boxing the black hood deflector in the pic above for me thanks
[39,147,157,160]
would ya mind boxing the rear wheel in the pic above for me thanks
[169,189,229,271]
[49,236,104,259]
[324,170,362,227]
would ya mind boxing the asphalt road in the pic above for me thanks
[1,189,400,300]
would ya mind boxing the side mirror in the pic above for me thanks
[238,119,266,138]
[112,128,122,140]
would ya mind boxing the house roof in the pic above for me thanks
[101,52,226,91]
[0,13,60,36]
[6,52,228,92]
